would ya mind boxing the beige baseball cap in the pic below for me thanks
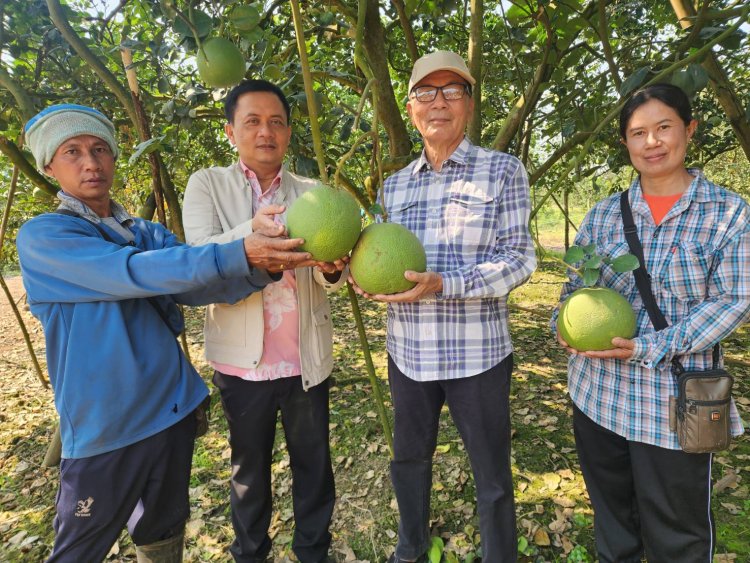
[408,50,476,93]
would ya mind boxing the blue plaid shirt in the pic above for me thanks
[382,138,536,381]
[554,171,750,448]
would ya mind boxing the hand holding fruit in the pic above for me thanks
[243,232,310,273]
[252,205,286,237]
[575,337,635,360]
[349,270,441,302]
[556,328,635,360]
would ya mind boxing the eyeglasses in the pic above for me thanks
[410,83,471,103]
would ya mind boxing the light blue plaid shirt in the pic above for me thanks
[382,138,536,381]
[554,171,750,448]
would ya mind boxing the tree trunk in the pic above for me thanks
[670,0,750,161]
[361,0,411,159]
[467,0,483,144]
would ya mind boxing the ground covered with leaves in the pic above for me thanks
[1,261,749,562]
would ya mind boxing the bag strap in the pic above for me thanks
[54,207,181,336]
[619,191,720,375]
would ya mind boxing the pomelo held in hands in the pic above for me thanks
[285,186,362,262]
[557,287,637,351]
[350,223,428,295]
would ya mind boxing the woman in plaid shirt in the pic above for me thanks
[555,84,750,562]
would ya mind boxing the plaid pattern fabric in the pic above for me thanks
[554,171,750,448]
[382,138,536,381]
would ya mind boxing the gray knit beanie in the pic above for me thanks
[24,104,119,171]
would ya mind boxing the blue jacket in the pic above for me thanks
[17,213,273,458]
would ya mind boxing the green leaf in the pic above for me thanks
[128,136,165,165]
[157,77,171,95]
[172,10,212,40]
[685,63,708,93]
[563,246,585,265]
[719,29,744,50]
[582,243,597,256]
[428,536,444,563]
[611,254,639,273]
[583,256,603,269]
[620,66,650,97]
[369,203,384,217]
[582,267,600,287]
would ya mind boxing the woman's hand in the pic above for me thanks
[577,337,635,360]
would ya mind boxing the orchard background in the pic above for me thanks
[1,0,749,561]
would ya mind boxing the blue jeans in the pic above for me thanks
[388,354,517,563]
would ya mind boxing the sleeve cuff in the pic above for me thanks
[439,271,463,299]
[629,335,666,369]
[215,239,251,279]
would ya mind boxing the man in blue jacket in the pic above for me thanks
[16,104,314,562]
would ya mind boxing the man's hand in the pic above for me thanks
[315,257,349,276]
[349,270,443,302]
[243,232,310,272]
[252,205,286,237]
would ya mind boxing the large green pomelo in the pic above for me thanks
[557,287,637,351]
[196,38,246,87]
[349,223,427,295]
[286,187,361,262]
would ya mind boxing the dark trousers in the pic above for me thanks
[213,372,334,563]
[47,412,196,562]
[388,354,517,563]
[573,404,715,563]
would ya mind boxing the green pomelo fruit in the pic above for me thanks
[286,187,362,262]
[196,38,246,88]
[230,5,261,32]
[349,223,427,295]
[557,287,637,351]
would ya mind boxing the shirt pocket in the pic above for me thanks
[444,191,495,249]
[597,241,635,295]
[659,241,712,302]
[387,200,420,232]
[311,301,333,364]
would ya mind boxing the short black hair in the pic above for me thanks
[224,79,291,124]
[619,83,693,138]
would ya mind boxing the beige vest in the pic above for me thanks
[183,164,343,390]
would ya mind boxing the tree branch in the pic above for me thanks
[45,0,139,128]
[0,136,58,195]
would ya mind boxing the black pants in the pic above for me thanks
[388,354,517,563]
[213,372,334,563]
[48,412,196,562]
[573,404,715,563]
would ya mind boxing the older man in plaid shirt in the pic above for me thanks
[352,50,536,563]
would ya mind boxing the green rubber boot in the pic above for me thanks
[135,531,184,563]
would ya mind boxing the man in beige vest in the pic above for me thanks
[183,80,345,563]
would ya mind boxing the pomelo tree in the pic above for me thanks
[0,1,749,556]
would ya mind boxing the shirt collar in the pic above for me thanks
[239,160,283,198]
[411,137,472,175]
[629,168,720,221]
[57,190,133,226]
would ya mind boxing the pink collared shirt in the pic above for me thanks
[210,161,302,381]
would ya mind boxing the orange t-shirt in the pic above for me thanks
[642,192,683,225]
